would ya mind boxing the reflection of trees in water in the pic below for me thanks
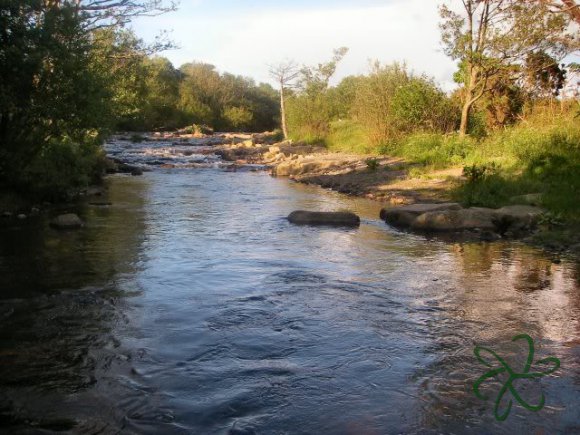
[411,242,580,432]
[0,177,148,298]
[0,176,148,430]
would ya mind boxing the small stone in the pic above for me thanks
[50,213,83,229]
[2,211,12,218]
[17,214,26,220]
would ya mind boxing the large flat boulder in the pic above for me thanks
[288,210,360,227]
[411,208,497,232]
[380,203,462,228]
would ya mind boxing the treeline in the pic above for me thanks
[77,28,279,133]
[102,34,280,132]
[280,1,579,150]
[0,1,278,199]
[286,59,458,149]
[284,56,578,153]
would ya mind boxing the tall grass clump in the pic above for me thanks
[325,120,373,154]
[397,133,476,168]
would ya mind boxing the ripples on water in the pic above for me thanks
[0,139,579,434]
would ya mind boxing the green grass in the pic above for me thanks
[451,119,580,220]
[289,109,579,221]
[396,133,476,168]
[325,120,373,154]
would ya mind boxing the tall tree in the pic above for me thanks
[269,61,300,140]
[440,0,576,136]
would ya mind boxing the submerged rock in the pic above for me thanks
[288,210,360,227]
[380,203,462,227]
[50,213,83,229]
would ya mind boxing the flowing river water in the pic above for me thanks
[0,138,579,434]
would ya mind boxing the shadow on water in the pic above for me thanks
[0,167,578,434]
[0,176,151,432]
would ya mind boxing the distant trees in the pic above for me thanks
[177,62,279,132]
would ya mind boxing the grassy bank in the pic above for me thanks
[319,113,580,223]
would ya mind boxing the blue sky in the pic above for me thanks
[131,0,458,89]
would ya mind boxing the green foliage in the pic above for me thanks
[177,62,279,132]
[286,93,332,144]
[222,106,254,131]
[452,117,580,219]
[462,163,497,183]
[325,120,372,154]
[22,137,106,200]
[0,1,111,198]
[349,62,456,147]
[397,134,475,167]
[287,48,349,144]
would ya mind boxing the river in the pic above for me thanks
[0,138,578,434]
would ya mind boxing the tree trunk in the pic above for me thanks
[280,84,288,140]
[459,98,472,137]
[459,65,480,137]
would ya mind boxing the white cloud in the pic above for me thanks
[132,1,458,91]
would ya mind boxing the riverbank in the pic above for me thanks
[209,136,461,204]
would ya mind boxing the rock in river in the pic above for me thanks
[288,210,360,227]
[411,207,497,232]
[50,213,83,229]
[380,203,462,228]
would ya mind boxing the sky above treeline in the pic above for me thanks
[131,0,460,90]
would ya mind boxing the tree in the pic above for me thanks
[0,1,110,195]
[285,48,349,142]
[440,0,576,136]
[43,0,178,29]
[539,0,580,25]
[269,60,300,140]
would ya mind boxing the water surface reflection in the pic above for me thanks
[0,170,578,434]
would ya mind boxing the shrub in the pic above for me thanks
[366,158,380,171]
[21,137,106,200]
